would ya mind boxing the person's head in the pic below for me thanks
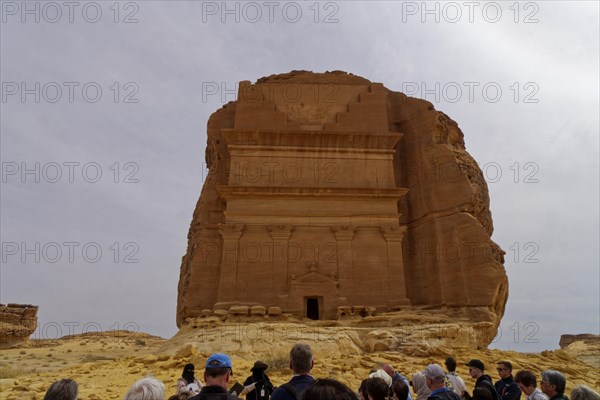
[358,379,369,400]
[514,370,537,395]
[392,379,409,400]
[571,385,600,400]
[496,362,513,379]
[364,377,390,400]
[369,369,392,387]
[411,372,429,395]
[251,360,268,379]
[204,353,233,388]
[423,364,446,390]
[473,388,494,400]
[540,370,566,397]
[444,357,457,373]
[44,379,78,400]
[382,364,395,378]
[466,359,485,379]
[304,378,357,400]
[182,363,195,383]
[290,343,313,374]
[124,377,165,400]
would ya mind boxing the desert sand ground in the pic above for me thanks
[0,326,598,400]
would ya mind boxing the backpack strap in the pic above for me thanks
[482,380,502,400]
[281,383,302,400]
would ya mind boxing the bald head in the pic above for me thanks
[383,365,394,377]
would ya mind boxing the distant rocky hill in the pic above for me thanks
[560,334,600,368]
[0,303,38,349]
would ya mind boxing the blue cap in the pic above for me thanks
[206,353,232,369]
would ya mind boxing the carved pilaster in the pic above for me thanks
[332,225,356,298]
[216,223,244,305]
[380,225,411,306]
[268,225,294,295]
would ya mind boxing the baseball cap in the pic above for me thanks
[465,359,485,371]
[206,353,233,369]
[423,364,445,379]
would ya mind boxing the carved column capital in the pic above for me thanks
[218,223,245,240]
[380,225,407,242]
[267,224,294,240]
[332,225,356,241]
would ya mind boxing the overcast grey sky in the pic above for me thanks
[1,1,598,352]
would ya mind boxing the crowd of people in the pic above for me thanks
[42,343,599,400]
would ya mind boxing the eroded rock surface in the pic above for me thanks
[1,328,598,400]
[0,303,38,348]
[177,71,508,347]
[560,334,600,367]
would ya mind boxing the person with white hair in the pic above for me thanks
[570,386,600,400]
[423,364,461,400]
[124,377,165,400]
[413,371,433,400]
[540,371,567,400]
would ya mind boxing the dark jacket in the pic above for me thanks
[271,375,315,400]
[189,385,239,400]
[495,376,521,400]
[549,394,569,400]
[429,388,462,400]
[243,371,275,400]
[475,375,501,400]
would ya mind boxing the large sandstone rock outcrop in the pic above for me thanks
[0,303,38,348]
[177,71,508,346]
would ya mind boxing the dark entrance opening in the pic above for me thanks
[306,297,319,320]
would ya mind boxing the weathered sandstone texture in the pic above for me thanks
[560,334,600,348]
[177,71,508,346]
[560,334,600,367]
[0,303,38,348]
[1,329,598,400]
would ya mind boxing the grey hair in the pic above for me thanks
[541,370,566,394]
[124,377,165,400]
[44,379,78,400]
[571,385,600,400]
[290,343,313,374]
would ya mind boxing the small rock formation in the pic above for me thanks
[177,71,508,346]
[0,303,38,348]
[559,333,600,367]
[559,333,599,348]
[365,330,400,352]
